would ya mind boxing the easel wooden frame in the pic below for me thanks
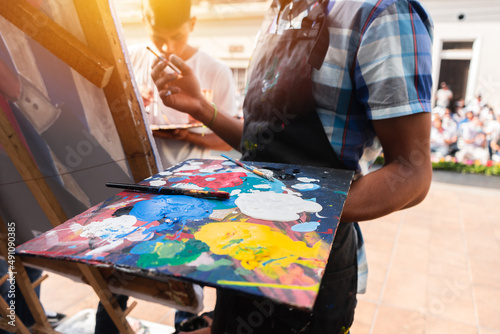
[0,0,171,333]
[0,217,57,334]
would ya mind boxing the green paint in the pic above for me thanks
[137,239,209,268]
[235,267,253,276]
[222,238,243,249]
[158,241,184,258]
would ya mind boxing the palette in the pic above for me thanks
[16,159,354,310]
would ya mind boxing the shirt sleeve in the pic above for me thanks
[355,0,434,120]
[212,64,238,118]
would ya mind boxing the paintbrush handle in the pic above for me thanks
[220,154,274,181]
[146,46,181,74]
[105,182,229,200]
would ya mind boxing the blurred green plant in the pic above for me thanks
[374,156,500,176]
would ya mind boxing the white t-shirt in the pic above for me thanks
[129,45,237,169]
[435,88,452,108]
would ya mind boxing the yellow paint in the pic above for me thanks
[217,280,319,291]
[194,222,322,275]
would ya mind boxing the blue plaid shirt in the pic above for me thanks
[272,0,433,173]
[271,0,433,295]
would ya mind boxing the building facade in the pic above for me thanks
[115,0,500,112]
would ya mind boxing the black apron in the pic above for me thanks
[213,1,357,333]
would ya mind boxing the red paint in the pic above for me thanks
[164,232,194,240]
[174,172,247,189]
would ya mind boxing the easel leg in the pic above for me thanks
[77,265,134,334]
[0,219,57,334]
[0,107,134,334]
[0,281,31,334]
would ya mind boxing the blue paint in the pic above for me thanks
[129,195,215,222]
[262,256,288,266]
[210,197,237,211]
[334,190,348,195]
[205,177,216,181]
[130,238,160,255]
[146,221,175,233]
[291,221,321,232]
[168,176,190,183]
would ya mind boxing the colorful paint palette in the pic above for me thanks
[16,159,354,310]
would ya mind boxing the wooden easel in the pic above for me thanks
[0,0,162,333]
[0,217,56,334]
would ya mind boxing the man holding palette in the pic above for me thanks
[152,0,434,333]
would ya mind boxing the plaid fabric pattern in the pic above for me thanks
[275,0,434,173]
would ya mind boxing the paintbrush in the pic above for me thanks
[146,46,182,75]
[106,182,230,200]
[220,154,275,182]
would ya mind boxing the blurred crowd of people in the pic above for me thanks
[431,82,500,165]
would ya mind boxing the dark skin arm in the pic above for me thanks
[153,128,232,151]
[152,55,432,223]
[151,55,244,150]
[340,112,432,222]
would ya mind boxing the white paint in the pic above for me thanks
[175,164,201,172]
[281,186,302,197]
[149,180,166,186]
[230,189,242,196]
[174,173,193,176]
[199,165,223,173]
[297,177,319,183]
[186,252,214,267]
[235,192,323,222]
[253,184,271,189]
[159,171,173,176]
[86,239,125,256]
[80,215,137,241]
[172,183,204,190]
[70,223,83,233]
[45,230,59,246]
[291,184,316,190]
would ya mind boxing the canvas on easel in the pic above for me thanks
[0,0,138,244]
[0,0,200,332]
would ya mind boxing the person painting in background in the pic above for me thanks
[129,0,238,170]
[94,1,238,333]
[151,0,434,333]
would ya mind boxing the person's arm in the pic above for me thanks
[151,55,243,150]
[153,129,232,151]
[340,112,432,222]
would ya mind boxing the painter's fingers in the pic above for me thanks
[158,86,180,98]
[151,58,179,90]
[154,72,179,93]
[169,54,194,76]
[150,57,167,78]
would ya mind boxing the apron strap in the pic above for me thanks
[306,1,330,69]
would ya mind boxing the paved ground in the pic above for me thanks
[38,171,500,333]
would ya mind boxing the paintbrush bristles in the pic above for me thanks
[220,154,275,182]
